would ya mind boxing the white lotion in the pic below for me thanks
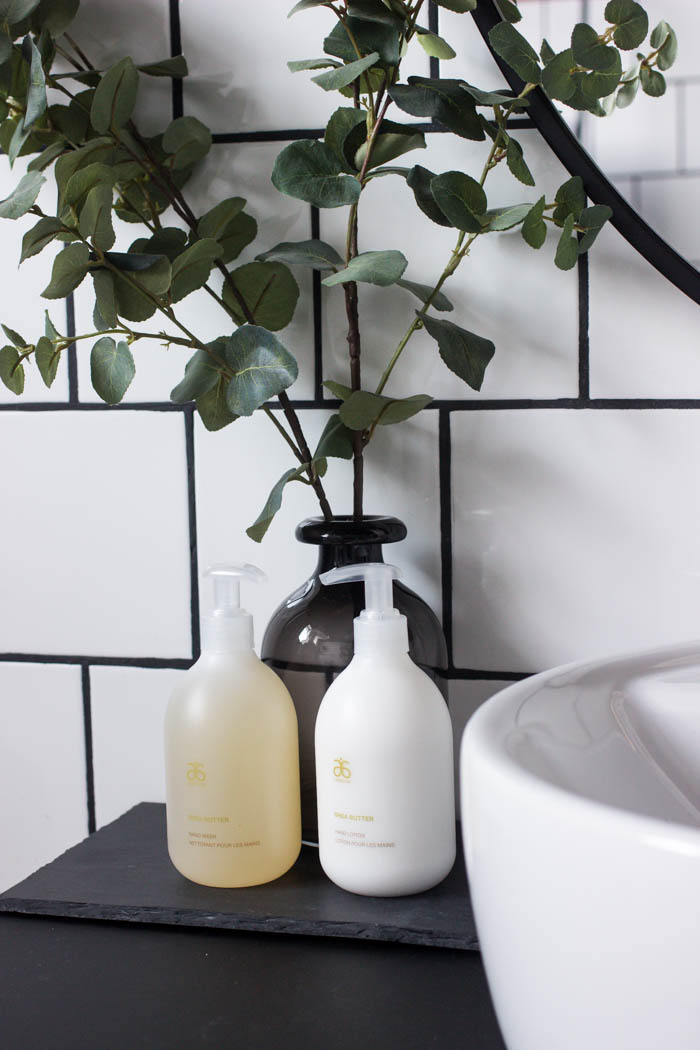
[165,564,301,887]
[315,563,455,896]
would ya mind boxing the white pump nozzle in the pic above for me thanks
[203,563,266,652]
[320,562,408,654]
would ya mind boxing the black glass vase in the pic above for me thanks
[261,515,448,843]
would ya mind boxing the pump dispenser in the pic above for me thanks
[315,563,455,897]
[165,564,301,888]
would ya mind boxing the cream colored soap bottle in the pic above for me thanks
[165,564,301,887]
[315,563,455,897]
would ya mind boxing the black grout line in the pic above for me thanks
[577,245,590,401]
[0,653,193,668]
[10,397,700,414]
[184,405,201,661]
[0,649,527,681]
[311,206,324,402]
[428,1,440,81]
[169,0,184,119]
[81,665,96,835]
[211,117,533,145]
[65,293,79,405]
[438,409,453,668]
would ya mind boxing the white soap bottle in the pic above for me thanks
[315,563,455,897]
[164,564,301,888]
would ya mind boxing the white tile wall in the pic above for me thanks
[194,406,442,638]
[589,225,700,397]
[0,663,86,892]
[0,412,191,657]
[90,666,184,828]
[451,408,700,672]
[321,129,579,401]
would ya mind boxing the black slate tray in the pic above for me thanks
[0,803,478,951]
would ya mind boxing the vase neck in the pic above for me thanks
[316,542,385,575]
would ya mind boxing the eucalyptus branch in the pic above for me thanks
[263,405,304,461]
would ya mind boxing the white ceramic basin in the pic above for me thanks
[461,641,700,1050]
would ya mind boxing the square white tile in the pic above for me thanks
[451,408,700,673]
[0,662,86,892]
[180,0,429,134]
[636,174,700,265]
[0,412,192,658]
[589,225,700,398]
[90,665,185,829]
[195,405,442,643]
[320,128,579,401]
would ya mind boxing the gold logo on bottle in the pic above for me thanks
[186,761,206,784]
[333,758,351,780]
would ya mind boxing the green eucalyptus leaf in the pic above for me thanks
[0,0,39,21]
[322,249,407,287]
[460,82,524,106]
[324,17,399,68]
[22,34,46,131]
[506,136,535,186]
[562,71,608,114]
[170,347,221,403]
[223,261,299,331]
[554,213,578,270]
[288,0,333,14]
[430,171,487,232]
[485,203,531,231]
[540,38,556,64]
[92,269,118,327]
[90,336,135,404]
[0,170,44,218]
[406,164,452,227]
[521,195,547,248]
[169,238,221,302]
[90,57,138,133]
[31,0,79,34]
[650,20,677,71]
[312,51,379,91]
[138,55,188,77]
[416,28,456,60]
[271,139,361,208]
[339,390,432,430]
[496,0,521,23]
[422,314,495,391]
[162,115,212,169]
[42,243,90,298]
[577,203,613,252]
[605,1,648,50]
[488,21,541,84]
[225,325,298,416]
[571,23,619,72]
[541,48,576,101]
[196,376,239,431]
[256,239,343,270]
[324,106,366,173]
[35,335,59,388]
[44,310,60,342]
[62,162,114,214]
[323,379,353,400]
[0,345,24,394]
[314,412,354,459]
[7,120,32,168]
[130,227,189,261]
[388,78,484,141]
[1,324,24,347]
[354,129,426,171]
[288,57,342,72]
[615,75,639,107]
[20,215,63,262]
[246,465,301,543]
[640,65,665,97]
[79,183,115,250]
[27,140,66,172]
[396,277,453,312]
[105,251,172,293]
[347,0,405,29]
[553,174,585,225]
[197,199,257,264]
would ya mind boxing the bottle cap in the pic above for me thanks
[319,562,408,655]
[202,563,266,653]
